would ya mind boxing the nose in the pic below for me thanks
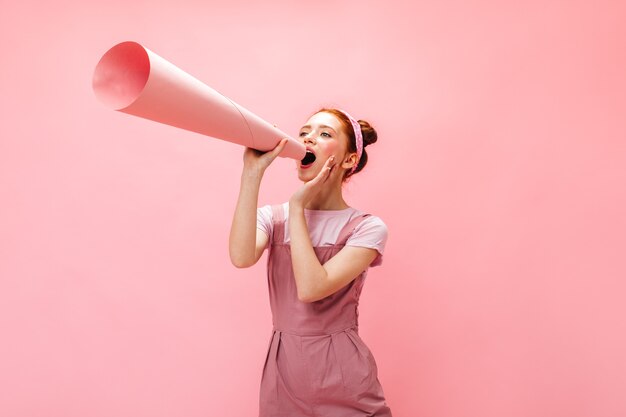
[303,134,315,145]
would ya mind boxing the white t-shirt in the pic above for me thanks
[256,202,388,267]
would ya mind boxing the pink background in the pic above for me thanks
[1,1,625,416]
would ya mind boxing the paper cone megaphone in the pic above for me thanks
[92,41,305,160]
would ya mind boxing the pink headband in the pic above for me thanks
[336,109,363,174]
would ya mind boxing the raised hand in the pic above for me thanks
[243,138,288,175]
[289,155,338,209]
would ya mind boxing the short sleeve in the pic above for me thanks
[257,204,273,243]
[345,215,389,267]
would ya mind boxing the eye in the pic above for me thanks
[321,132,331,137]
[299,131,308,137]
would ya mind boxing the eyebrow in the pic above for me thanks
[299,124,337,132]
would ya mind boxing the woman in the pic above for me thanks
[229,108,392,416]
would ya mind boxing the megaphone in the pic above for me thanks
[92,41,305,160]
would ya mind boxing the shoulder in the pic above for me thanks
[353,212,388,235]
[346,210,388,248]
[257,202,289,221]
[345,210,388,266]
[257,204,273,221]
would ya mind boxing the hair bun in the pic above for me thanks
[358,120,378,147]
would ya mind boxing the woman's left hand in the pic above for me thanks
[289,156,337,210]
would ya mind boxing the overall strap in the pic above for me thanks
[270,204,285,244]
[336,213,372,246]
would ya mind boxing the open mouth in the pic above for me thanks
[300,150,317,167]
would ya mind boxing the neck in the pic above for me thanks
[304,177,349,211]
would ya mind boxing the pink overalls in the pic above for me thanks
[259,204,393,417]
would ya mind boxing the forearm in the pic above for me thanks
[288,204,328,301]
[229,170,263,267]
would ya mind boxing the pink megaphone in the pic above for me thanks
[92,41,305,160]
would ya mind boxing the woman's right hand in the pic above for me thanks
[243,138,289,175]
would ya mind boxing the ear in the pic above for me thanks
[341,152,358,171]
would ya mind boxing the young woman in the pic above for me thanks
[229,108,392,416]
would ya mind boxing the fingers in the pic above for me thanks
[310,156,335,185]
[271,138,288,157]
[324,156,336,181]
[326,155,335,170]
[322,156,335,175]
[257,138,288,166]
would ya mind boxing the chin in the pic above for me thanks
[297,166,319,182]
[297,170,313,182]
